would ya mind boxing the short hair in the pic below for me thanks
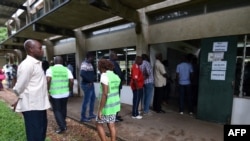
[142,54,149,61]
[86,52,94,58]
[98,59,114,71]
[109,51,116,59]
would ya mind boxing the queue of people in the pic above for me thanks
[8,38,199,141]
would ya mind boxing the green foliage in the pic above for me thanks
[0,100,26,141]
[0,27,8,42]
[0,101,51,141]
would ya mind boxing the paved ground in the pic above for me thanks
[67,96,224,141]
[0,84,224,141]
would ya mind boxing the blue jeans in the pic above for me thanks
[132,88,143,117]
[22,110,47,141]
[143,83,154,113]
[81,83,96,120]
[179,84,193,112]
[50,97,68,130]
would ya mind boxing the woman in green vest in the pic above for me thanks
[96,59,121,141]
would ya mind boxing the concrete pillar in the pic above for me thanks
[43,40,54,63]
[136,9,149,56]
[25,0,32,23]
[12,17,20,31]
[44,0,52,13]
[75,30,87,96]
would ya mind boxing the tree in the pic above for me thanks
[0,27,7,43]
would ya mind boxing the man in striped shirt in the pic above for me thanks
[140,54,154,115]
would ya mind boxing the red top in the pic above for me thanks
[130,64,144,90]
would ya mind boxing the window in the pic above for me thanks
[91,47,136,85]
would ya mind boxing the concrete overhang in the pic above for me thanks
[1,0,165,47]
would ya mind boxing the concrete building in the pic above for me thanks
[0,0,250,124]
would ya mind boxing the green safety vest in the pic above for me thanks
[100,70,121,115]
[49,65,69,95]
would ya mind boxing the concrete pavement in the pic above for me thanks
[67,96,224,141]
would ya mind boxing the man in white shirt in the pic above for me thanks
[153,53,167,113]
[13,39,51,141]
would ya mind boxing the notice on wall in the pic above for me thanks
[213,42,228,52]
[208,52,224,62]
[211,71,226,80]
[212,61,227,70]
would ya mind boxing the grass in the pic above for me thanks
[0,100,26,141]
[0,100,51,141]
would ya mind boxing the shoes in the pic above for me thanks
[80,118,91,122]
[132,115,143,119]
[155,110,166,113]
[180,112,184,115]
[88,115,96,119]
[189,112,193,115]
[143,112,152,116]
[160,110,166,113]
[55,127,67,134]
[115,116,123,122]
[115,118,123,122]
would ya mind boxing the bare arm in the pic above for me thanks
[98,83,108,119]
[46,77,51,91]
[69,78,74,92]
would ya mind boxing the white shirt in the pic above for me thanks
[154,59,166,87]
[13,55,51,112]
[46,64,74,98]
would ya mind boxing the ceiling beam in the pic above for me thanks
[0,1,27,10]
[11,37,29,44]
[33,23,75,37]
[89,0,140,23]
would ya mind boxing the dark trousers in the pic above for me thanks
[50,97,68,130]
[132,88,143,117]
[179,84,193,112]
[22,110,47,141]
[116,88,121,117]
[153,86,165,112]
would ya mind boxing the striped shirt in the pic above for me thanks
[140,60,154,84]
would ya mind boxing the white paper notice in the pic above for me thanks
[211,71,226,80]
[213,42,228,52]
[212,61,227,70]
[213,52,224,60]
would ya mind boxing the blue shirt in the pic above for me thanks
[176,62,193,85]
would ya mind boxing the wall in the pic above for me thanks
[149,6,250,44]
[231,97,250,124]
[54,41,76,55]
[86,29,136,51]
[53,7,250,56]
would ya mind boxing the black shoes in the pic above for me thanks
[115,116,123,122]
[156,110,166,113]
[55,127,67,134]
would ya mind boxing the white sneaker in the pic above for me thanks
[189,112,193,115]
[180,112,184,115]
[132,115,143,119]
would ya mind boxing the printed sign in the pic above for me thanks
[213,42,228,52]
[212,61,227,70]
[211,71,226,80]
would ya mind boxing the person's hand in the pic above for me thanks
[98,111,102,120]
[11,100,18,112]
